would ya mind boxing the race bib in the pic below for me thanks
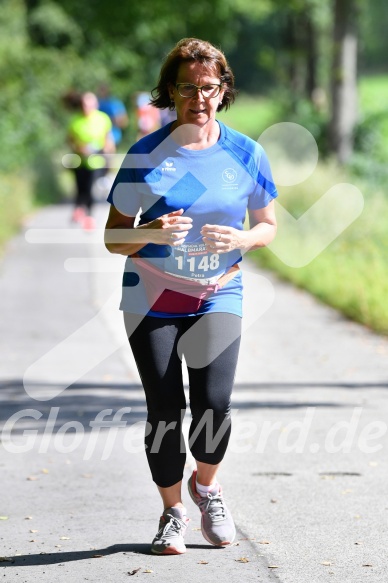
[164,242,228,283]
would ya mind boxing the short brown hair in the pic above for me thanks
[150,38,237,112]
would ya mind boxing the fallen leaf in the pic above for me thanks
[27,476,38,481]
[0,517,8,520]
[143,570,153,573]
[362,564,373,567]
[235,557,249,563]
[321,561,332,566]
[198,560,209,564]
[128,568,141,575]
[29,540,36,542]
[92,554,104,558]
[24,516,33,520]
[268,565,280,569]
[60,536,70,540]
[258,540,271,545]
[30,529,38,533]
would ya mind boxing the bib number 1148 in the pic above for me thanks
[175,253,220,272]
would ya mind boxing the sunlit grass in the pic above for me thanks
[0,173,34,254]
[218,93,282,140]
[359,74,388,114]
[252,163,388,334]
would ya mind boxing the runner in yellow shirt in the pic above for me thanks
[68,92,114,229]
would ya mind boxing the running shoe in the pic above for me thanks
[71,207,85,223]
[188,470,236,546]
[151,506,189,555]
[82,215,96,231]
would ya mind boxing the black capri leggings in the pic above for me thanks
[124,312,241,488]
[73,166,96,212]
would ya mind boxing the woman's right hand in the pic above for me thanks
[139,209,192,246]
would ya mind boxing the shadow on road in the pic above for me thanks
[0,378,387,434]
[0,542,225,567]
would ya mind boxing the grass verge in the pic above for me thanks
[0,172,35,253]
[251,162,388,335]
[0,153,65,256]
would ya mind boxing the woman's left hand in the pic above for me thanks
[200,224,248,254]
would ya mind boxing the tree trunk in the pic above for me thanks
[285,11,299,112]
[304,12,317,100]
[330,0,359,164]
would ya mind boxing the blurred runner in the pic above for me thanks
[135,92,161,139]
[160,106,177,127]
[67,92,114,230]
[98,83,129,148]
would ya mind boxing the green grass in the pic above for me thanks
[359,74,388,114]
[253,163,388,334]
[218,93,282,139]
[0,172,35,253]
[0,154,64,255]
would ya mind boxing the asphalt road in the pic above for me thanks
[0,200,387,583]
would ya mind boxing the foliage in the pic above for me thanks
[359,0,388,72]
[350,74,388,185]
[1,0,387,175]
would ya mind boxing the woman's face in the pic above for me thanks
[81,92,98,116]
[169,61,225,128]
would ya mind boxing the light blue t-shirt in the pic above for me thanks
[107,120,278,317]
[99,97,127,145]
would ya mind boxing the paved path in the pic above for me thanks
[0,201,387,582]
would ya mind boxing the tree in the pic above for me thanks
[330,0,359,163]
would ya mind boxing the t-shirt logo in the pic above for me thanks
[162,160,176,172]
[222,168,237,183]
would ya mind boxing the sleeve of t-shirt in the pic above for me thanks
[106,160,141,217]
[248,144,278,210]
[105,114,113,132]
[112,99,127,116]
[100,111,112,133]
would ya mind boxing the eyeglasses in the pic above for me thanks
[175,83,222,98]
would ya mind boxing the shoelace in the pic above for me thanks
[197,491,226,521]
[160,514,186,538]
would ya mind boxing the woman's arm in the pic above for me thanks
[104,205,193,256]
[245,200,277,250]
[103,131,116,154]
[201,200,277,254]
